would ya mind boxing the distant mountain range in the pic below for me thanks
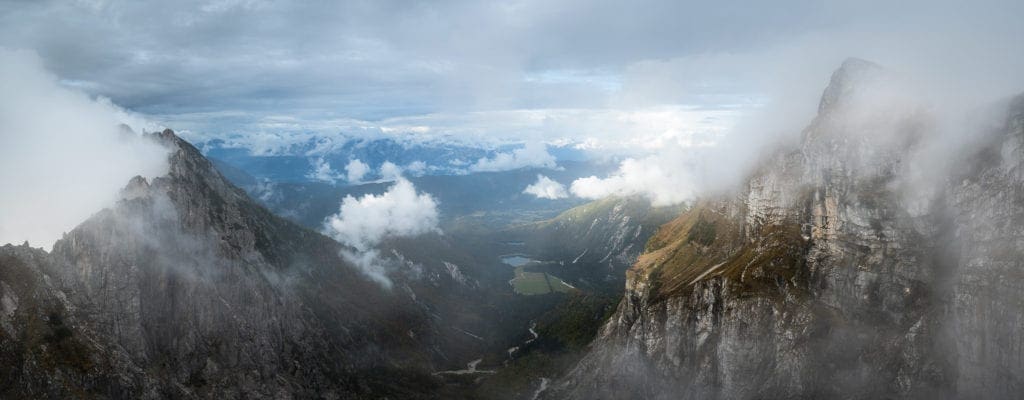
[196,136,593,184]
[218,160,611,231]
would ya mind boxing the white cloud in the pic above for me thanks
[524,175,569,200]
[306,157,342,183]
[570,153,698,207]
[321,176,440,288]
[470,142,558,172]
[379,161,403,180]
[0,49,169,249]
[345,158,370,183]
[405,160,428,176]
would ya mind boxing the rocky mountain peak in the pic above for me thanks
[549,57,1024,399]
[817,57,884,114]
[800,58,925,176]
[150,128,234,189]
[0,126,456,398]
[156,127,178,141]
[119,175,151,200]
[125,128,289,262]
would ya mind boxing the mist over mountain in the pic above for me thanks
[3,1,1024,399]
[0,50,168,250]
[546,58,1024,400]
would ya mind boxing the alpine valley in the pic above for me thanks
[4,56,1024,399]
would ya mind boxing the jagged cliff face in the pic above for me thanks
[549,59,1024,399]
[0,130,473,399]
[0,243,158,398]
[948,95,1024,398]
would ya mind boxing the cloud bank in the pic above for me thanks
[571,153,699,206]
[321,176,440,287]
[524,175,569,200]
[0,49,169,249]
[470,142,558,172]
[3,0,1023,213]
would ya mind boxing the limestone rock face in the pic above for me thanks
[548,60,1024,399]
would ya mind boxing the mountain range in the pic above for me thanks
[3,58,1024,399]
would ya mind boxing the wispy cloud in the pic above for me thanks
[321,174,440,288]
[470,142,558,172]
[344,159,371,183]
[0,49,169,249]
[524,175,569,200]
[306,157,343,183]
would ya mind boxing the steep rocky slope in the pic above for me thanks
[0,129,482,398]
[0,243,154,398]
[548,59,1024,399]
[948,93,1024,398]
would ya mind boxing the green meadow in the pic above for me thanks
[510,266,575,295]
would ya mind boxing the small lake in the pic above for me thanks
[500,254,535,267]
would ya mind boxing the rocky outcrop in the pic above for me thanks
[549,60,1024,399]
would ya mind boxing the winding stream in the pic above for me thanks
[530,377,550,400]
[434,358,496,376]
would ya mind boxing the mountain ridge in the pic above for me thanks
[546,60,1024,399]
[0,128,458,398]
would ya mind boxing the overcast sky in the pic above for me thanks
[2,0,1023,151]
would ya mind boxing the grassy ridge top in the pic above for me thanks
[633,200,810,301]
